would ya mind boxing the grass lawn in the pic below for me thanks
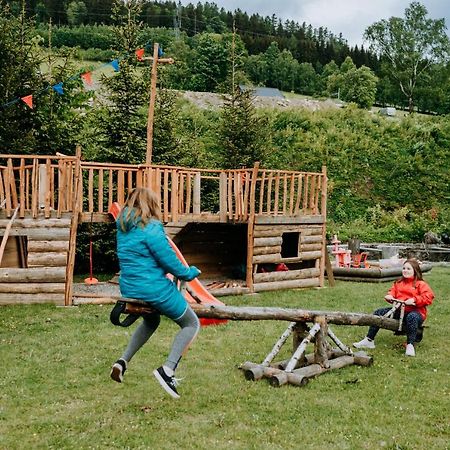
[1,268,449,449]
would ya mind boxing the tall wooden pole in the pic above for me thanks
[146,43,159,165]
[144,43,174,165]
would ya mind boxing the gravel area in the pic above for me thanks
[182,90,342,111]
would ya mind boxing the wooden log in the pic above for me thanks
[2,227,70,240]
[252,245,282,256]
[0,293,64,305]
[64,146,81,306]
[0,283,65,293]
[319,166,328,288]
[301,235,323,243]
[253,278,320,292]
[0,205,19,266]
[0,267,66,282]
[254,237,282,247]
[299,243,322,252]
[208,286,251,297]
[285,323,320,372]
[240,361,285,382]
[190,304,401,331]
[219,172,227,222]
[0,218,71,228]
[353,351,373,366]
[325,250,335,287]
[27,241,70,253]
[253,268,320,283]
[314,316,330,368]
[261,322,296,366]
[73,296,116,305]
[282,355,355,386]
[252,253,281,264]
[27,252,67,267]
[255,225,322,233]
[255,215,325,225]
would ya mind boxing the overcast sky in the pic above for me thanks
[179,0,450,48]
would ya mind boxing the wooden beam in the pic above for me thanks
[189,305,400,331]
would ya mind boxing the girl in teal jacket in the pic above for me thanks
[110,188,200,399]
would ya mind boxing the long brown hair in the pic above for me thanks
[119,187,161,231]
[398,258,423,285]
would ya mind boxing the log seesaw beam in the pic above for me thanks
[190,304,400,331]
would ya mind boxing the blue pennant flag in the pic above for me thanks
[158,46,164,57]
[53,83,64,95]
[110,59,120,72]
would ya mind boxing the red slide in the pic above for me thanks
[109,202,226,326]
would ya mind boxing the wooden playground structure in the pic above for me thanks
[0,149,327,306]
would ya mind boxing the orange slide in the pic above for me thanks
[167,237,227,326]
[109,202,226,326]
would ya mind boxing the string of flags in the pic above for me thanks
[1,42,164,111]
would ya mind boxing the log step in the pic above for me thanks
[0,293,64,305]
[0,267,66,283]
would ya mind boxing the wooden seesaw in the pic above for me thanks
[108,298,401,388]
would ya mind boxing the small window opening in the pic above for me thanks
[281,232,300,258]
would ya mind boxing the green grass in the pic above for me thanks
[1,268,449,449]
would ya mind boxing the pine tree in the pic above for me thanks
[218,87,268,169]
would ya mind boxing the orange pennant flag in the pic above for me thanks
[135,48,145,61]
[81,72,93,86]
[21,95,33,109]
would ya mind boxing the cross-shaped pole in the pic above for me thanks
[143,43,174,164]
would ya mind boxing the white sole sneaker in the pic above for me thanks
[353,339,375,349]
[153,368,180,399]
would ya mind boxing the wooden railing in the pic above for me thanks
[79,163,326,222]
[0,155,78,218]
[0,155,327,223]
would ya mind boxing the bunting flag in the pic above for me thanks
[53,83,64,95]
[135,48,145,61]
[110,59,120,72]
[21,94,33,109]
[2,39,157,110]
[81,71,93,86]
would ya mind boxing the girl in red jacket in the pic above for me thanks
[354,258,434,357]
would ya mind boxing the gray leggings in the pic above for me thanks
[120,305,200,371]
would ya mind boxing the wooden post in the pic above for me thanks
[0,205,19,266]
[193,172,201,215]
[64,146,82,306]
[314,316,330,368]
[319,166,328,287]
[246,162,260,292]
[145,43,175,165]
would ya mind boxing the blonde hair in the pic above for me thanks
[119,187,161,231]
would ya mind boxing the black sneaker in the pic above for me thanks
[110,359,127,383]
[153,366,180,399]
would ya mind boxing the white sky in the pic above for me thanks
[179,0,450,47]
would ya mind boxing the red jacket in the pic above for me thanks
[387,278,434,320]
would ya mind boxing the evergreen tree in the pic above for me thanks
[91,0,147,163]
[217,87,268,169]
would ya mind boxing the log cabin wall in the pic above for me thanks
[0,213,71,305]
[250,219,325,293]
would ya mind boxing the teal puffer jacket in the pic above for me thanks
[116,211,199,317]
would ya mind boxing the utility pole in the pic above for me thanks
[174,1,182,39]
[143,43,174,164]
